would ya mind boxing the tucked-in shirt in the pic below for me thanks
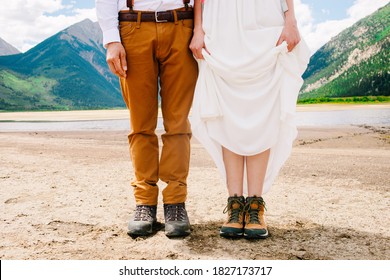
[96,0,195,47]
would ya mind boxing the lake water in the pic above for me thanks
[0,107,389,132]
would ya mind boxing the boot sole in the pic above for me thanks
[244,230,269,239]
[220,232,243,238]
[165,229,191,238]
[165,224,191,237]
[127,222,161,237]
[164,221,191,238]
[220,229,244,238]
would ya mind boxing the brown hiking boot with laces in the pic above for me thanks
[220,195,245,238]
[244,196,269,239]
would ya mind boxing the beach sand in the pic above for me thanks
[0,107,389,260]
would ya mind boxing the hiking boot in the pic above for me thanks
[220,195,245,238]
[164,203,191,237]
[127,205,157,236]
[244,196,269,239]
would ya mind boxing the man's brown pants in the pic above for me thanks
[119,14,198,206]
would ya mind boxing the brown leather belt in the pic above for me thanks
[118,10,193,22]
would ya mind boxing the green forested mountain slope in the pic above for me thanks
[300,3,389,100]
[0,19,123,111]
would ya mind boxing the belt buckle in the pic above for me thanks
[155,10,168,23]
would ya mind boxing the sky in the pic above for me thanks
[0,0,388,53]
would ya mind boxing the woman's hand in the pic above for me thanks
[276,13,301,52]
[190,27,209,59]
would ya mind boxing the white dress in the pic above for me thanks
[191,0,311,194]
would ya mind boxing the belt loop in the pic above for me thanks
[136,11,141,28]
[183,0,190,10]
[127,0,134,11]
[173,10,178,25]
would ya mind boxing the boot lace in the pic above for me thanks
[165,204,187,222]
[134,205,154,221]
[223,197,245,223]
[244,197,266,225]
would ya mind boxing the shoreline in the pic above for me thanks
[0,103,389,122]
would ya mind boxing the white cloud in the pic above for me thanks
[347,0,389,19]
[0,0,96,52]
[294,0,314,40]
[296,0,389,53]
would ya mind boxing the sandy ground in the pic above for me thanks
[0,107,389,260]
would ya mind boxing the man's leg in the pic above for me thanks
[157,18,198,236]
[119,20,160,235]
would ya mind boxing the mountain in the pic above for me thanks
[300,3,389,101]
[0,19,123,111]
[0,38,20,56]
